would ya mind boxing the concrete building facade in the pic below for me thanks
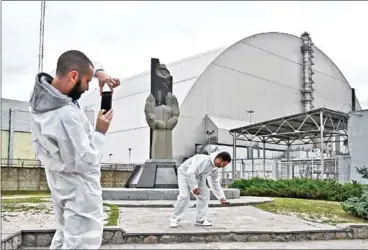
[1,98,36,165]
[349,109,368,184]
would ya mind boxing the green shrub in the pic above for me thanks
[341,188,368,220]
[231,178,364,202]
[340,166,368,220]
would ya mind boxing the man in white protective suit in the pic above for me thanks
[170,151,232,228]
[29,50,120,249]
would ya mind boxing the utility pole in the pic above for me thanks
[247,110,255,177]
[38,1,46,72]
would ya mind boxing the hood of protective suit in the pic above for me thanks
[30,72,72,113]
[210,152,219,167]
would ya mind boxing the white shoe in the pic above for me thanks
[170,220,179,228]
[195,219,212,226]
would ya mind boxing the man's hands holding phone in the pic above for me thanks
[96,109,113,135]
[96,71,120,95]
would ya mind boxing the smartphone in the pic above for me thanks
[101,91,112,114]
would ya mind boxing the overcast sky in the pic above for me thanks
[2,1,368,108]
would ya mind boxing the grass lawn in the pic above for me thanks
[1,197,51,212]
[254,198,368,225]
[103,203,120,226]
[2,190,51,197]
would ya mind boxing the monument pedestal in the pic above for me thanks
[128,159,178,189]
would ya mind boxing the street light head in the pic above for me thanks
[206,130,215,135]
[247,110,255,114]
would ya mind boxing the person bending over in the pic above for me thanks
[30,50,120,249]
[170,151,231,228]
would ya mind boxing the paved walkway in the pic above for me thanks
[119,206,337,234]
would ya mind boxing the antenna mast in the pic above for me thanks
[38,1,46,72]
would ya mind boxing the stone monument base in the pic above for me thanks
[128,159,178,189]
[102,188,241,200]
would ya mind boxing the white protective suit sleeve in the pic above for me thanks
[210,169,226,200]
[186,156,207,191]
[56,107,105,173]
[92,61,103,77]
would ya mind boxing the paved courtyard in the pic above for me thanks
[2,198,339,240]
[119,205,338,234]
[3,196,364,249]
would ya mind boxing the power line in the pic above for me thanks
[240,41,349,84]
[211,62,349,105]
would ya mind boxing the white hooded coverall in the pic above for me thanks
[170,152,226,223]
[30,72,105,249]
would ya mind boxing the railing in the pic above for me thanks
[100,163,135,171]
[1,158,134,171]
[1,158,42,168]
[221,157,351,184]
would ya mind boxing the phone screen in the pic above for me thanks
[101,91,112,113]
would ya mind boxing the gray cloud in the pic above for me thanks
[2,1,367,107]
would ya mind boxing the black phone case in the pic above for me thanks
[101,91,112,113]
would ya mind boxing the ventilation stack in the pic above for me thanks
[301,32,315,112]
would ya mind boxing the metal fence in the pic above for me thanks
[100,163,135,171]
[1,158,135,172]
[221,157,351,184]
[1,158,42,168]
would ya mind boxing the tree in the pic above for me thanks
[355,166,368,179]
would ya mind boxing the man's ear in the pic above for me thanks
[68,70,79,83]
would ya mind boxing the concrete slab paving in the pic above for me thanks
[120,206,338,234]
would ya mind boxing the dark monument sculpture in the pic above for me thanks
[128,58,179,188]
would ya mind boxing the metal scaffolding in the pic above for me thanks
[229,108,349,179]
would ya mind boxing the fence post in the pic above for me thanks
[7,109,15,167]
[38,167,42,191]
[113,165,117,187]
[16,167,20,190]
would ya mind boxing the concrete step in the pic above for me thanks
[21,240,368,249]
[104,196,273,208]
[102,188,241,201]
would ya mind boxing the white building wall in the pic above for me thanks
[349,109,368,184]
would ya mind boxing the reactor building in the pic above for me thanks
[79,31,361,173]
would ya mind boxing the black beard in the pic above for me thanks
[68,79,84,101]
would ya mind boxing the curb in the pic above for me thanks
[2,224,368,249]
[1,227,124,250]
[108,200,272,208]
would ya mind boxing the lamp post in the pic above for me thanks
[247,110,255,177]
